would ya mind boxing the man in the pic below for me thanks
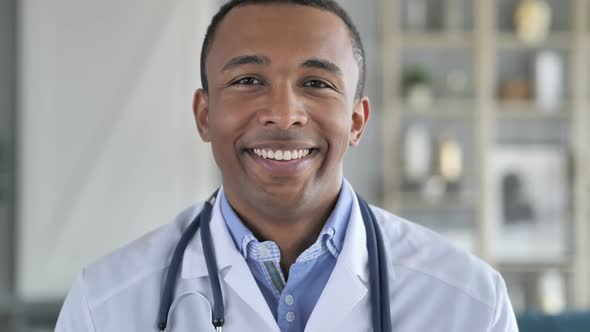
[56,0,519,331]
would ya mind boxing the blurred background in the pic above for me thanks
[1,0,589,331]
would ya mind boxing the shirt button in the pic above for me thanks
[285,295,294,305]
[259,246,271,258]
[286,311,295,323]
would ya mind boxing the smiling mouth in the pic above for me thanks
[249,148,317,161]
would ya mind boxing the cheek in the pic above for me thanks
[208,97,253,137]
[310,101,353,147]
[206,104,246,166]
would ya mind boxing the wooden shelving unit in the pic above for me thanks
[381,0,590,311]
[496,31,572,49]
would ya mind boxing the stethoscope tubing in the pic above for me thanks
[157,202,205,331]
[199,192,225,330]
[359,195,392,332]
[157,191,391,332]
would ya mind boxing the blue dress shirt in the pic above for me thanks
[220,180,353,332]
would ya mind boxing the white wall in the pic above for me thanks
[17,0,217,300]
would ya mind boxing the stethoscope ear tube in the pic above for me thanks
[358,195,392,332]
[200,193,225,330]
[157,209,204,331]
[157,191,222,331]
[360,196,382,332]
[373,204,392,331]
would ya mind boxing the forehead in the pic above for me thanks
[207,4,357,76]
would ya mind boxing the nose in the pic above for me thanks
[258,84,308,130]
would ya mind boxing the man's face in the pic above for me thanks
[194,4,369,213]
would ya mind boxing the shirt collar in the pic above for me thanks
[220,178,354,259]
[220,192,252,257]
[180,180,374,284]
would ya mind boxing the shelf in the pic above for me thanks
[495,100,570,119]
[383,0,590,308]
[496,32,573,50]
[399,32,474,49]
[397,192,476,211]
[401,99,476,118]
[497,260,573,274]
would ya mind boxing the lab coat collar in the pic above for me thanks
[180,182,370,283]
[180,183,373,331]
[181,187,279,330]
[338,179,370,284]
[304,181,371,332]
[181,187,239,279]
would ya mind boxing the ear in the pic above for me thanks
[193,89,211,142]
[349,96,371,146]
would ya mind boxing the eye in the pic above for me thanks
[232,77,263,86]
[303,80,330,89]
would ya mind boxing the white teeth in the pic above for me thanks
[252,148,312,161]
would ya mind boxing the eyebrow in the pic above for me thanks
[221,55,343,77]
[222,55,271,71]
[301,58,342,76]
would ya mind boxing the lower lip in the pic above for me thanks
[246,150,316,175]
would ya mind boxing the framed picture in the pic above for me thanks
[491,145,569,262]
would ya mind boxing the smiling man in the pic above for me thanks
[56,1,518,331]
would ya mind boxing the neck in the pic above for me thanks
[224,182,342,275]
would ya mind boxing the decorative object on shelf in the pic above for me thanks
[403,65,432,109]
[514,0,552,45]
[491,145,568,262]
[435,133,463,188]
[538,269,566,314]
[444,0,463,36]
[403,124,432,183]
[534,50,563,112]
[500,79,531,101]
[422,175,447,202]
[406,0,428,31]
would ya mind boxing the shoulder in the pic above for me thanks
[370,205,501,310]
[79,203,204,308]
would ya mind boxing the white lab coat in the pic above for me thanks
[55,186,519,332]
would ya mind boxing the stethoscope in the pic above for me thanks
[157,190,392,332]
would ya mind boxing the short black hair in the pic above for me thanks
[200,0,366,99]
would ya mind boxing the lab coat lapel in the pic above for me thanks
[305,192,371,332]
[215,217,279,331]
[181,189,279,331]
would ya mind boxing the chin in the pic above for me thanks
[256,181,309,208]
